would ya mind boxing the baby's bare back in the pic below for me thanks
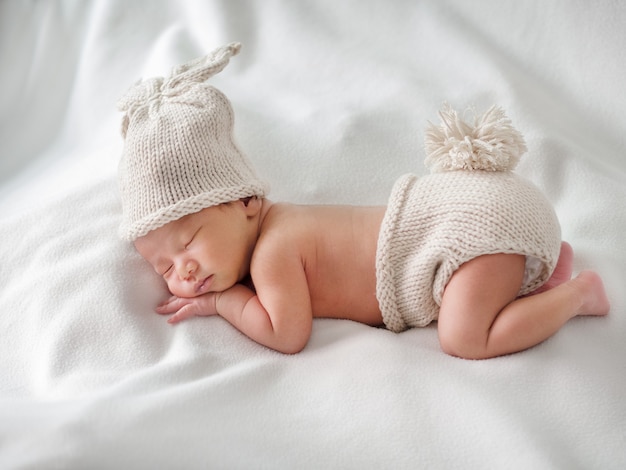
[257,203,386,325]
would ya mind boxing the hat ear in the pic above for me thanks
[167,42,242,89]
[116,43,242,139]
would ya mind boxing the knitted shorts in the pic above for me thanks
[376,172,561,333]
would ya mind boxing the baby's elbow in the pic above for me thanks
[275,333,309,355]
[276,341,307,355]
[272,325,311,355]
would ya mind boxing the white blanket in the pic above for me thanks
[1,1,625,468]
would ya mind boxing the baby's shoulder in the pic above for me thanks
[259,203,355,236]
[255,203,309,249]
[257,203,353,258]
[251,204,316,276]
[257,203,316,246]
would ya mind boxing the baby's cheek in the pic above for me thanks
[168,280,198,299]
[166,280,183,297]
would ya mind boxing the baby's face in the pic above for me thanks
[134,204,254,298]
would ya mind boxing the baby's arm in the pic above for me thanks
[157,249,313,354]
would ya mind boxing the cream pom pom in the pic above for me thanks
[424,104,527,173]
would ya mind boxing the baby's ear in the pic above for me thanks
[239,196,262,217]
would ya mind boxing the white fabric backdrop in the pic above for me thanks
[1,1,625,468]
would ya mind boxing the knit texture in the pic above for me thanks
[424,104,527,172]
[117,43,268,241]
[376,105,560,332]
[376,172,561,332]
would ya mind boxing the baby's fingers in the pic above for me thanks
[156,296,192,315]
[167,303,200,324]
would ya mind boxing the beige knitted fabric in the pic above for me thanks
[117,43,268,241]
[376,105,561,332]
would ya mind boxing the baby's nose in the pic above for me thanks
[177,260,198,281]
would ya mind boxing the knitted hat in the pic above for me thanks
[117,42,268,241]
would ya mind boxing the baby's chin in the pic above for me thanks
[168,286,205,299]
[168,278,236,299]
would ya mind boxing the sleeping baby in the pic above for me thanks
[117,43,609,359]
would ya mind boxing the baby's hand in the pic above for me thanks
[155,293,219,324]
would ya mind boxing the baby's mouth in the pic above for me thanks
[195,275,213,294]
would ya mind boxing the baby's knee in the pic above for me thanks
[438,327,467,358]
[438,322,489,360]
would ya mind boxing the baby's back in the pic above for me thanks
[259,203,386,325]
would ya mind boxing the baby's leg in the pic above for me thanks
[437,253,609,360]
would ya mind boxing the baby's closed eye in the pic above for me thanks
[185,227,202,250]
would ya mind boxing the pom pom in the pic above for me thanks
[424,104,527,173]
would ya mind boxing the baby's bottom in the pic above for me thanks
[436,249,610,360]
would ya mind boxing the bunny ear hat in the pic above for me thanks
[117,43,268,241]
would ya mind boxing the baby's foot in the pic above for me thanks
[570,271,610,317]
[531,241,574,295]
